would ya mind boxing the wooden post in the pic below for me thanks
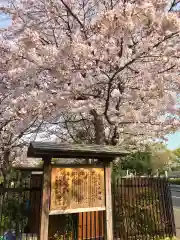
[105,163,113,240]
[40,158,51,240]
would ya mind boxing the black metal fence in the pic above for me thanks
[0,171,176,240]
[113,177,176,240]
[0,171,42,239]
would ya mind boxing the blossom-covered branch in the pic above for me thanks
[0,0,179,152]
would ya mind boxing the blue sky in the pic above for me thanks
[0,14,11,28]
[166,132,180,150]
[0,7,179,150]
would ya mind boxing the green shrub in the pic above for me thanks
[168,178,180,185]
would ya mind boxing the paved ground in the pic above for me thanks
[171,189,180,237]
[172,189,180,207]
[174,207,180,237]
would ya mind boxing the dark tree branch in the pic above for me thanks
[169,0,180,12]
[60,0,88,39]
[11,117,39,145]
[103,31,179,125]
[52,28,58,48]
[64,119,79,143]
[158,64,176,74]
[104,57,137,124]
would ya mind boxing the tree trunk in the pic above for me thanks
[90,110,105,144]
[1,149,11,181]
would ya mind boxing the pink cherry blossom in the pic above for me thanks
[0,0,179,160]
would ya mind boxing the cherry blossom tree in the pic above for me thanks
[0,37,47,175]
[0,0,180,151]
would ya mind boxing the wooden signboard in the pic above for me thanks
[50,167,105,214]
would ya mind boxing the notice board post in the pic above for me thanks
[39,157,51,240]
